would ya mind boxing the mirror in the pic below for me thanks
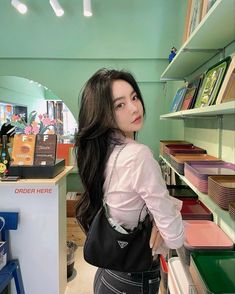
[0,76,77,143]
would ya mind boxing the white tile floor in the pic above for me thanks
[66,246,97,294]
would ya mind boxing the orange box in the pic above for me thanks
[57,143,74,166]
[11,134,36,166]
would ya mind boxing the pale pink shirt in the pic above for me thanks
[103,138,184,249]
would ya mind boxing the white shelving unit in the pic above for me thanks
[160,2,235,292]
[159,0,235,238]
[160,101,235,119]
[160,156,235,243]
[159,0,235,241]
[161,0,235,80]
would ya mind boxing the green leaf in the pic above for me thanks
[39,121,43,133]
[28,111,37,125]
[11,121,25,129]
[40,126,49,134]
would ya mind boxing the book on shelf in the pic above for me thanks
[170,87,187,112]
[180,75,203,110]
[216,54,235,104]
[34,134,57,166]
[194,57,231,108]
[11,134,36,166]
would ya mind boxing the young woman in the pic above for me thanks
[75,68,184,294]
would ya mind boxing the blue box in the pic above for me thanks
[0,241,7,270]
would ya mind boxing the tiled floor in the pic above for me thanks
[66,246,97,294]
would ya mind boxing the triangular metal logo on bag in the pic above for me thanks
[117,241,128,248]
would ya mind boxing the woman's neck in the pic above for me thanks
[125,132,134,139]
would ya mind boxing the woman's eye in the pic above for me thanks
[115,103,125,109]
[132,95,139,101]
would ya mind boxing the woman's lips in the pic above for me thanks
[132,116,142,124]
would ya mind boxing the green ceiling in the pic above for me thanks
[0,0,186,59]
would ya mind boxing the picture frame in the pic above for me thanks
[14,105,28,123]
[188,0,203,37]
[201,0,218,21]
[180,75,203,110]
[182,0,193,43]
[216,55,235,104]
[194,57,231,108]
[0,102,14,129]
[170,87,187,112]
[183,0,203,43]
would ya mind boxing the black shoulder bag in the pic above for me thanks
[83,145,153,272]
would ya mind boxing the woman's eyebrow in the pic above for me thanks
[113,90,136,103]
[113,96,125,103]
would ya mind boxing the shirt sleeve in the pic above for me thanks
[131,145,185,249]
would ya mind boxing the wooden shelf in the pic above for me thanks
[161,0,235,80]
[160,155,235,243]
[160,101,235,120]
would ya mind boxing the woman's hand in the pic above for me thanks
[149,224,163,256]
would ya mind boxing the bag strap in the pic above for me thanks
[103,144,126,210]
[138,203,148,223]
[103,143,148,223]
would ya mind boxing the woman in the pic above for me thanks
[75,68,184,294]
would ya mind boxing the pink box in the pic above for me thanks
[182,220,234,265]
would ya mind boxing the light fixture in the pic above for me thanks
[49,0,64,17]
[11,0,28,14]
[83,0,92,17]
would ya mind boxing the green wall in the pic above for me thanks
[0,76,46,113]
[0,0,187,157]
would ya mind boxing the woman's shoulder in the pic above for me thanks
[123,138,153,159]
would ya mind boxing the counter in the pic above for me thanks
[0,166,73,294]
[66,166,84,193]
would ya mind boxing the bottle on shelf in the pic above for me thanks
[0,135,11,177]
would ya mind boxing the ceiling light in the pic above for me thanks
[11,0,28,14]
[83,0,92,17]
[49,0,64,17]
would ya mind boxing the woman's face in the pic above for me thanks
[112,79,144,138]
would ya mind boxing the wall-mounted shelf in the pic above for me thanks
[160,156,235,243]
[160,101,235,120]
[161,0,235,80]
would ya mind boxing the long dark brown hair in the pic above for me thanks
[75,68,145,233]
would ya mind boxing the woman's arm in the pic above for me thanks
[149,223,163,256]
[132,145,185,249]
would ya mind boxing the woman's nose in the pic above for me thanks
[129,101,138,113]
